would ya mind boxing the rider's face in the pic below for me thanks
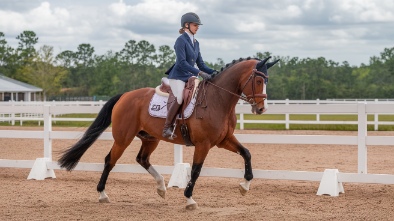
[187,23,199,34]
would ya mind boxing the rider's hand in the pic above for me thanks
[212,70,219,77]
[198,71,212,81]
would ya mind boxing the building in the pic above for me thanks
[0,74,43,101]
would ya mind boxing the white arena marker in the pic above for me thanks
[27,158,56,180]
[168,163,190,188]
[317,169,344,197]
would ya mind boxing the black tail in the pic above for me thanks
[58,94,123,171]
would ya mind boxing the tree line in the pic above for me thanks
[0,30,393,100]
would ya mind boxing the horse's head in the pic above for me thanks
[241,56,279,114]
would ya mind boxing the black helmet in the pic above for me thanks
[181,12,202,27]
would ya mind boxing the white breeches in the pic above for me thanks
[169,79,185,105]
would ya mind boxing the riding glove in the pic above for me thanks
[198,71,212,80]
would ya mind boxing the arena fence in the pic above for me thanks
[2,99,394,130]
[1,101,394,196]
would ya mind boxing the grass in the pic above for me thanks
[1,113,393,131]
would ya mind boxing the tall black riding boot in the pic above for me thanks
[162,96,182,139]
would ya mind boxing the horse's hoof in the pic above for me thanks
[186,203,198,210]
[185,197,197,210]
[157,188,166,199]
[99,191,110,203]
[239,184,248,196]
[99,197,110,203]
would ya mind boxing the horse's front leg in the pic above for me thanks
[217,135,253,196]
[184,145,210,210]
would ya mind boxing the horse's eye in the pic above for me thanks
[256,80,262,85]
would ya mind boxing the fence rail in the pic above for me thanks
[1,100,394,130]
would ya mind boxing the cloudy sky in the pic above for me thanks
[1,0,393,66]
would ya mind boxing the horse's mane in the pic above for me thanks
[213,57,261,78]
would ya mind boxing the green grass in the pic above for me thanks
[1,113,393,131]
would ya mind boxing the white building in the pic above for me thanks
[0,74,43,101]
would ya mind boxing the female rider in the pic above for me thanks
[163,12,216,139]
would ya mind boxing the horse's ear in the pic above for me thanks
[267,59,280,69]
[256,56,271,69]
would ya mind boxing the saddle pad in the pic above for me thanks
[148,93,196,119]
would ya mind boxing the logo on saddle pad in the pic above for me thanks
[148,77,200,119]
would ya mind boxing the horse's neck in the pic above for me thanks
[209,62,255,108]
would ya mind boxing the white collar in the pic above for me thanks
[185,31,194,45]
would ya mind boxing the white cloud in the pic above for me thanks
[0,0,393,66]
[108,0,197,26]
[331,0,394,23]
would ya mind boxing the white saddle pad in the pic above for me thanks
[148,93,196,119]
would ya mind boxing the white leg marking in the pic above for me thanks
[263,83,268,113]
[148,166,166,198]
[99,190,110,203]
[239,179,251,196]
[186,197,198,210]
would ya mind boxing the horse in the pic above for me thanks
[59,56,279,210]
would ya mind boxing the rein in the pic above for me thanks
[206,69,268,106]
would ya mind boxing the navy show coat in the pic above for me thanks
[168,32,214,82]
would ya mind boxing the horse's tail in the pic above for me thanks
[58,93,123,171]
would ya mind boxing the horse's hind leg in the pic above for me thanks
[97,140,132,203]
[135,132,166,198]
[217,135,253,196]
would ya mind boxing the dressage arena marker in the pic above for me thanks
[316,169,344,196]
[1,102,394,196]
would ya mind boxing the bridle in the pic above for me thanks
[206,68,268,106]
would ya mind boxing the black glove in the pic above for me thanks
[198,71,212,80]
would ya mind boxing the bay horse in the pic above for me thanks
[59,56,279,210]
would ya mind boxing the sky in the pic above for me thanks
[0,0,393,66]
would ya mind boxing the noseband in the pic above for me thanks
[206,68,268,106]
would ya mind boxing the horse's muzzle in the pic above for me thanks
[251,105,265,115]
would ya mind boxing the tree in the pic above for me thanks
[0,32,16,76]
[120,40,138,64]
[156,45,175,69]
[19,45,68,100]
[16,30,38,65]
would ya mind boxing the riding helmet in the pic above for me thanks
[181,12,202,27]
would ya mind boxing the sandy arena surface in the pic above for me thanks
[1,126,394,221]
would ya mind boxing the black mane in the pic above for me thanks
[212,57,261,78]
[221,57,261,72]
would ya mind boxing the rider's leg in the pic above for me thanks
[162,79,184,139]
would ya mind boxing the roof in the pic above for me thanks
[0,74,43,92]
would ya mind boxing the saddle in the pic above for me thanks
[155,76,200,110]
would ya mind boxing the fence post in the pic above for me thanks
[11,101,15,125]
[239,101,244,130]
[174,144,183,164]
[357,102,367,174]
[374,99,378,131]
[316,99,320,122]
[285,99,289,130]
[43,105,52,160]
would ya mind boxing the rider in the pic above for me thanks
[162,12,216,139]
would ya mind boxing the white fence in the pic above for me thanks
[2,99,394,130]
[1,101,394,196]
